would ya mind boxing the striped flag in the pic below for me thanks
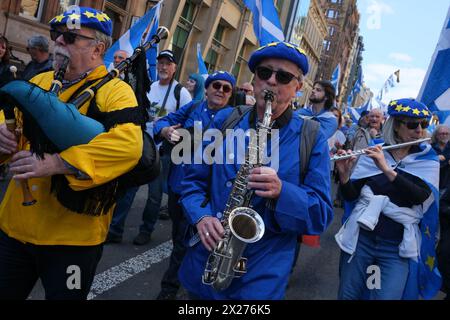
[331,64,340,96]
[104,2,162,81]
[418,5,450,112]
[244,0,285,45]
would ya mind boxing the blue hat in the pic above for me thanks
[49,7,112,37]
[248,42,309,75]
[388,98,431,119]
[204,71,236,89]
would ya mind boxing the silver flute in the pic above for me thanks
[330,138,431,162]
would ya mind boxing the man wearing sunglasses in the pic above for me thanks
[150,71,235,300]
[0,7,143,299]
[177,42,333,300]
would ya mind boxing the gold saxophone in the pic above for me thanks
[202,90,274,291]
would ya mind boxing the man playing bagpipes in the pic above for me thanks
[0,7,147,299]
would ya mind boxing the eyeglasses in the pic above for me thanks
[50,29,96,44]
[397,119,429,130]
[255,66,300,84]
[211,82,232,93]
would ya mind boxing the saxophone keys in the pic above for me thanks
[234,258,247,275]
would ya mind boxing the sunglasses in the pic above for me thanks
[50,29,96,44]
[211,82,232,93]
[397,119,429,130]
[255,66,299,84]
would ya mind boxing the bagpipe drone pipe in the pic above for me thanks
[0,27,169,215]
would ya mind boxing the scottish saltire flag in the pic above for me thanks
[244,0,285,46]
[104,2,161,81]
[196,43,209,79]
[418,6,450,112]
[331,64,340,96]
[347,92,353,108]
[347,106,361,123]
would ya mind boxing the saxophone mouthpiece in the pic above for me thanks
[263,90,275,102]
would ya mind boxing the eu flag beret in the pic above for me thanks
[248,42,309,75]
[205,71,236,89]
[388,98,431,119]
[50,7,112,37]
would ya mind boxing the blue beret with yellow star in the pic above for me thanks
[248,42,309,75]
[388,98,431,119]
[49,7,112,37]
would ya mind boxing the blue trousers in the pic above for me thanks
[109,153,171,236]
[338,230,409,300]
[160,190,188,295]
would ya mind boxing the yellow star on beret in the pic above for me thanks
[390,100,398,106]
[395,105,403,112]
[422,110,430,116]
[52,14,65,23]
[96,13,106,22]
[412,108,421,115]
[68,13,81,21]
[83,11,96,19]
[425,255,435,271]
[402,106,411,112]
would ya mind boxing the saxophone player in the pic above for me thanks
[178,42,334,299]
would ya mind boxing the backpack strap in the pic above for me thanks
[174,83,182,110]
[299,117,320,183]
[220,105,254,134]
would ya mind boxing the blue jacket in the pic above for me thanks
[153,100,233,195]
[178,108,333,299]
[297,107,338,140]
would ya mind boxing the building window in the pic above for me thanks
[20,0,45,20]
[172,26,189,64]
[327,9,338,19]
[181,0,196,22]
[323,40,331,51]
[328,26,335,36]
[58,0,80,14]
[232,46,245,79]
[205,49,218,73]
[108,0,128,9]
[330,0,342,4]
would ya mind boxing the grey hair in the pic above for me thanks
[431,124,450,144]
[382,116,401,145]
[94,30,112,57]
[28,35,49,52]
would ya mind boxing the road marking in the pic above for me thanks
[88,240,173,300]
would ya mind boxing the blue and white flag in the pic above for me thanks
[331,64,340,96]
[353,68,363,95]
[104,2,162,81]
[417,6,450,111]
[196,43,209,79]
[244,0,285,46]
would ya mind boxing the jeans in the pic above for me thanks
[108,153,171,236]
[159,190,188,295]
[0,229,103,300]
[338,229,409,300]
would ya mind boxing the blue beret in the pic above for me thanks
[248,42,309,75]
[49,7,112,37]
[205,71,236,89]
[388,98,431,120]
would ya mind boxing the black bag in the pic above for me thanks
[118,130,160,189]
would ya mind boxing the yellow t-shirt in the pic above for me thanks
[0,65,143,245]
